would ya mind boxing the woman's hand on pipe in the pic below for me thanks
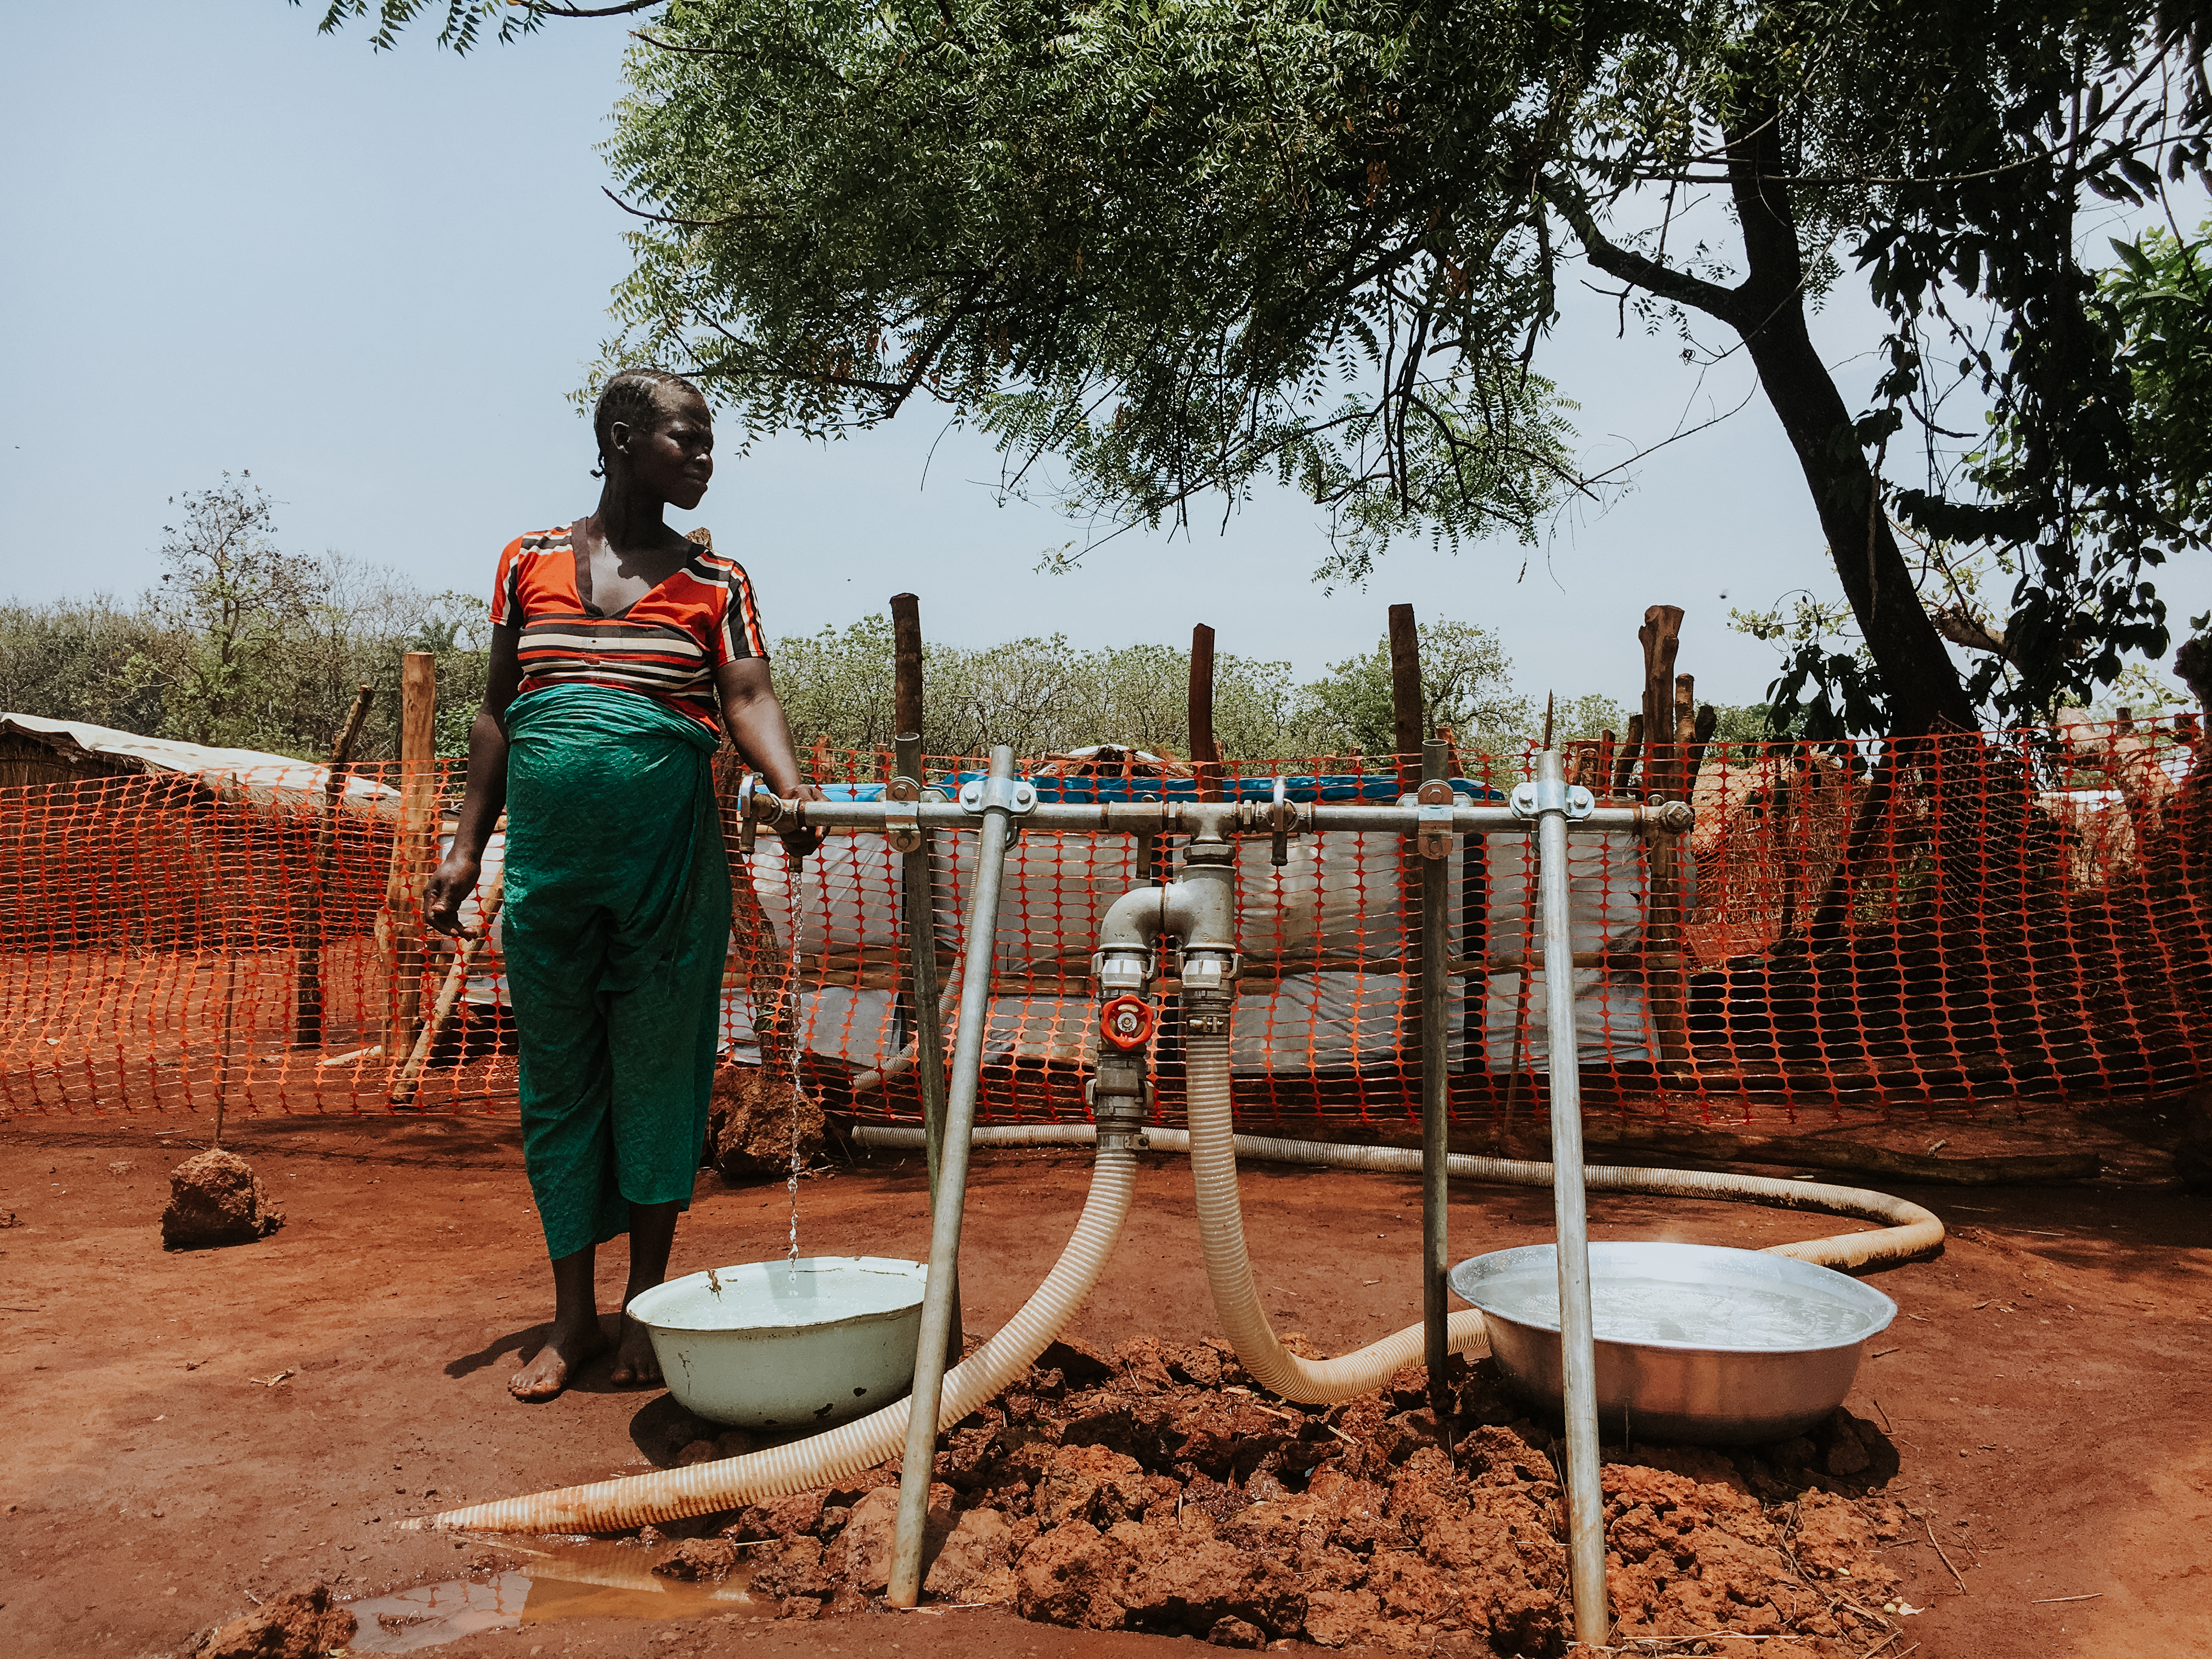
[781,784,825,861]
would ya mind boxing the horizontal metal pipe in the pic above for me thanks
[769,799,1674,837]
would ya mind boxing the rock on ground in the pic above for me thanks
[650,1538,740,1582]
[707,1064,824,1180]
[161,1149,283,1249]
[191,1582,352,1658]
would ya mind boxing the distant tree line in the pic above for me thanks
[773,612,1639,765]
[4,476,1775,768]
[0,477,488,764]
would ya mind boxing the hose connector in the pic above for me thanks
[1094,945,1152,997]
[1091,1080,1150,1151]
[1179,946,1237,1034]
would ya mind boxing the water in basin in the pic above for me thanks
[1472,1273,1880,1348]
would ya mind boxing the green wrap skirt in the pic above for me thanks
[501,684,731,1259]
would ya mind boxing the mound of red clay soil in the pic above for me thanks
[189,1581,353,1658]
[631,1335,1917,1654]
[707,1063,825,1181]
[161,1148,283,1249]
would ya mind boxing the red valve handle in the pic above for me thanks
[1098,995,1157,1052]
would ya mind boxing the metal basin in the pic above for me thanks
[626,1256,927,1430]
[1450,1242,1897,1444]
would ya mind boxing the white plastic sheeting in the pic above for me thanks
[1477,827,1652,1070]
[1230,972,1470,1074]
[1233,833,1436,962]
[459,812,1655,1076]
[936,832,1138,972]
[1481,829,1645,956]
[0,712,401,814]
[743,836,904,962]
[1481,969,1654,1068]
[791,985,900,1068]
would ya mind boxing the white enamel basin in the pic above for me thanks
[626,1256,927,1430]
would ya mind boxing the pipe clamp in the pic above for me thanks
[1509,779,1595,821]
[1414,779,1458,860]
[735,774,762,854]
[884,776,923,852]
[958,775,1038,816]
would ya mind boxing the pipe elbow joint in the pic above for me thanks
[1098,884,1165,956]
[1161,873,1235,953]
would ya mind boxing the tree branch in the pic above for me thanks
[1538,178,1747,330]
[600,185,758,229]
[524,2,661,16]
[1930,605,2015,662]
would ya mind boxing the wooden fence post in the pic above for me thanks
[890,591,957,1366]
[1388,603,1423,792]
[1189,623,1221,803]
[379,652,438,1064]
[1637,608,1693,1079]
[891,592,925,742]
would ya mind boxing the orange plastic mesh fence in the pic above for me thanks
[3,718,2206,1126]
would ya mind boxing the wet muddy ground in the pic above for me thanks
[2,1111,2208,1657]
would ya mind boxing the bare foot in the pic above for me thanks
[509,1318,608,1401]
[608,1313,662,1387]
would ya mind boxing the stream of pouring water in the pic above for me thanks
[783,849,806,1283]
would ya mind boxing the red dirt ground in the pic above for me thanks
[2,1113,2207,1657]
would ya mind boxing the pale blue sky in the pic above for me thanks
[3,2,2202,712]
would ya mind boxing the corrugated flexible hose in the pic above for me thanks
[408,1058,1942,1531]
[1182,1031,1489,1401]
[856,1064,1943,1405]
[851,1120,1943,1276]
[400,1148,1137,1534]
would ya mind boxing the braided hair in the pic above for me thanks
[591,367,705,477]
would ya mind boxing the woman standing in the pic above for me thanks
[425,368,817,1401]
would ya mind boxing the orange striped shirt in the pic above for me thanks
[489,524,768,733]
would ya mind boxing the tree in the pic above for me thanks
[317,3,2212,734]
[127,476,313,747]
[766,614,1328,759]
[3,475,481,761]
[0,597,166,735]
[1296,620,1531,755]
[2094,219,2212,539]
[752,610,1606,763]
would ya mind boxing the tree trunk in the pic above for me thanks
[1558,102,1978,737]
[1719,111,1976,737]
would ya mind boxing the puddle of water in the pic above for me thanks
[344,1575,529,1655]
[345,1541,765,1653]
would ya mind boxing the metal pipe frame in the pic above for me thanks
[1418,741,1452,1428]
[805,752,1652,1630]
[885,745,1018,1609]
[893,733,958,1372]
[1530,747,1608,1644]
[746,793,1688,839]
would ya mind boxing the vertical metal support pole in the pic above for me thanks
[887,744,1017,1609]
[1419,739,1452,1428]
[1534,747,1608,1645]
[894,730,957,1366]
[894,736,951,1190]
